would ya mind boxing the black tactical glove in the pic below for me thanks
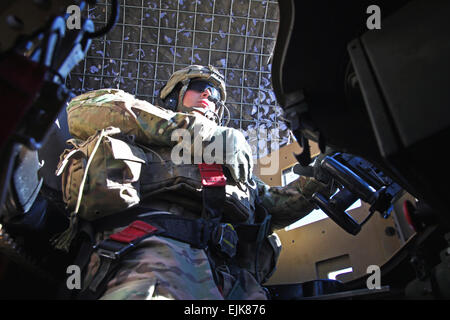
[293,148,337,196]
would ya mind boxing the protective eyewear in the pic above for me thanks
[187,80,222,102]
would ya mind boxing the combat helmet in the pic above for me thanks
[159,65,229,124]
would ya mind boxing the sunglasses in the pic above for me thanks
[187,80,222,102]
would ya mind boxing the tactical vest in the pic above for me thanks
[137,145,258,224]
[56,126,257,224]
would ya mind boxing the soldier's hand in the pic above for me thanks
[211,127,253,183]
[293,148,338,197]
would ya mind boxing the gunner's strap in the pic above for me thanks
[198,163,226,221]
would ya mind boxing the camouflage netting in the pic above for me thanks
[66,0,291,159]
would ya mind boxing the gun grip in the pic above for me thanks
[312,192,361,235]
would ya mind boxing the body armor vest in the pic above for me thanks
[138,145,258,224]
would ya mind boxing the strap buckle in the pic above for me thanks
[198,163,227,187]
[94,243,132,260]
[87,220,161,293]
[94,220,160,260]
[211,223,238,258]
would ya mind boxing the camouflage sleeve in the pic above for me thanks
[66,89,218,147]
[254,174,332,231]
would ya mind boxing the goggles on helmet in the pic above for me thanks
[187,79,222,102]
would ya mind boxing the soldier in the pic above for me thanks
[54,65,333,300]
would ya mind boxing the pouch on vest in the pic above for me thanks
[56,126,146,222]
[52,127,147,251]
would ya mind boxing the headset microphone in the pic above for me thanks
[207,96,230,126]
[207,96,219,104]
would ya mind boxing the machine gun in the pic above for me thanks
[294,152,403,236]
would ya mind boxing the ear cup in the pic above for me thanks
[160,82,183,111]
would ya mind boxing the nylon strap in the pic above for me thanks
[198,163,226,221]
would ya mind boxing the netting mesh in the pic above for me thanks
[66,0,290,158]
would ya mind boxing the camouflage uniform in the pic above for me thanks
[85,236,225,300]
[55,66,331,300]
